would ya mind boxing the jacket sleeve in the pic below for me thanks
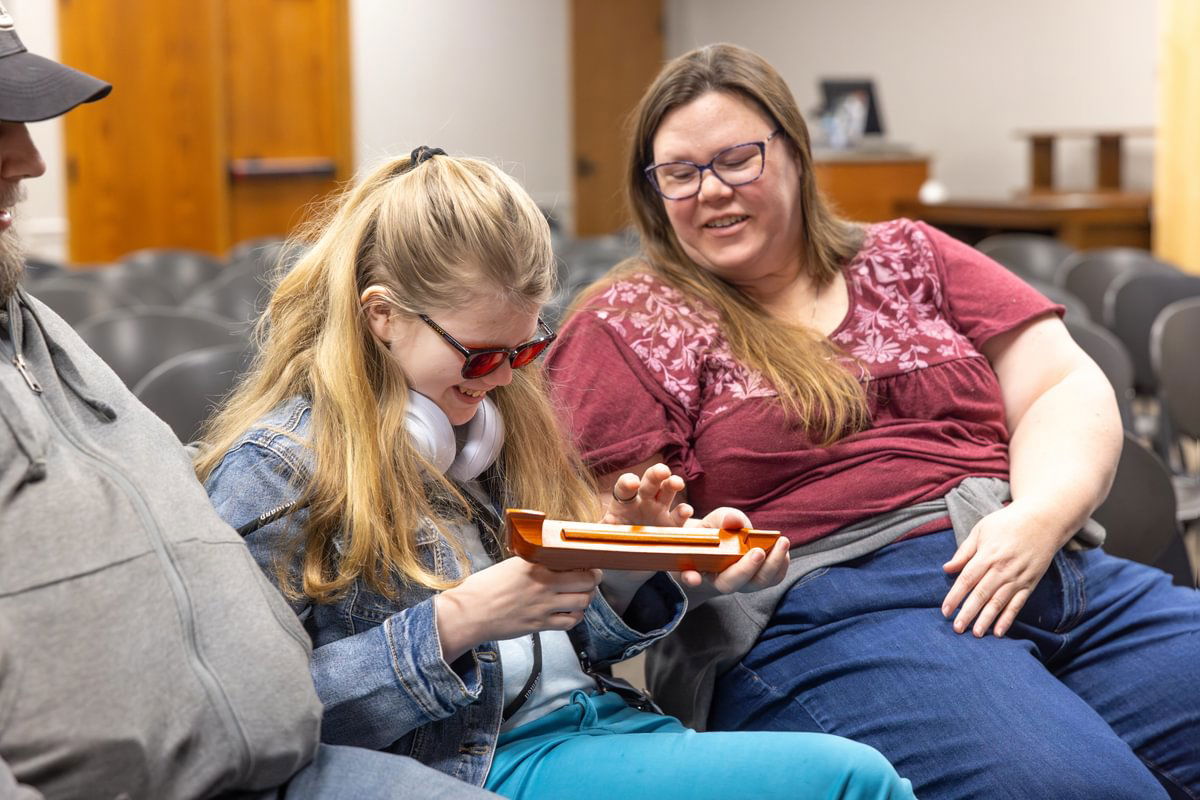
[575,571,688,667]
[205,440,488,750]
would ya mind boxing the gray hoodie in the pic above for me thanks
[0,290,323,799]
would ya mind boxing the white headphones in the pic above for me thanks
[405,390,505,481]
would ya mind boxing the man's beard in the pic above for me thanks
[0,183,27,303]
[0,226,25,304]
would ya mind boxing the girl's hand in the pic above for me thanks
[435,557,602,661]
[676,507,791,608]
[941,501,1065,638]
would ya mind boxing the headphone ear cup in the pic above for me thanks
[447,395,505,482]
[404,391,456,474]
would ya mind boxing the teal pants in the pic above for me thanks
[486,691,915,800]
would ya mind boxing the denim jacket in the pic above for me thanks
[204,395,688,787]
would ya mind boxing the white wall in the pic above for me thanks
[666,0,1157,198]
[7,0,67,261]
[350,0,570,223]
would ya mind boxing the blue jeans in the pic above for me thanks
[709,530,1200,800]
[242,743,498,799]
[486,690,914,799]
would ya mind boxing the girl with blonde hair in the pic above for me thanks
[198,147,914,799]
[547,43,1200,800]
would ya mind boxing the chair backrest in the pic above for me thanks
[119,248,226,302]
[26,283,124,327]
[1026,278,1090,324]
[1107,271,1200,395]
[1065,320,1136,431]
[76,306,243,388]
[559,234,639,285]
[974,234,1074,284]
[184,268,272,328]
[21,257,66,286]
[133,343,253,443]
[227,237,306,279]
[38,264,176,308]
[1151,296,1200,440]
[1056,248,1177,326]
[1093,433,1193,586]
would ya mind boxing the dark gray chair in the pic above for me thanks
[975,234,1075,284]
[1055,249,1177,326]
[76,307,243,389]
[120,248,225,302]
[133,343,253,443]
[559,234,639,283]
[21,256,65,286]
[1027,278,1090,323]
[26,283,123,327]
[1107,271,1200,395]
[1093,432,1195,587]
[1066,320,1136,432]
[227,237,306,279]
[1151,296,1200,522]
[184,268,271,328]
[37,264,176,307]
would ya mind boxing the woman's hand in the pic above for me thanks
[601,462,693,528]
[941,501,1066,638]
[435,557,602,662]
[598,463,693,613]
[675,506,791,608]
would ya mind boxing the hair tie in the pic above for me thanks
[410,145,446,165]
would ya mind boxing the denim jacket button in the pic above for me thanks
[476,650,498,662]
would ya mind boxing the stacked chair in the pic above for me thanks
[20,240,295,442]
[975,233,1075,285]
[1056,248,1178,325]
[132,343,254,443]
[1151,297,1200,522]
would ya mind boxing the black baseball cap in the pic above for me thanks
[0,4,110,122]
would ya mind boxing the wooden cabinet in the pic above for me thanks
[812,151,929,223]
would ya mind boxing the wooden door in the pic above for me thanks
[60,0,227,262]
[571,0,663,237]
[59,0,351,262]
[223,0,352,246]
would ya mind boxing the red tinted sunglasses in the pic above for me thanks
[419,314,557,379]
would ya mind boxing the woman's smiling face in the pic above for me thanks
[651,91,806,292]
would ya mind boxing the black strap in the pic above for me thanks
[576,647,663,715]
[501,632,541,722]
[236,499,307,537]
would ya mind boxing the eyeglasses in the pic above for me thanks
[419,314,557,379]
[644,130,782,200]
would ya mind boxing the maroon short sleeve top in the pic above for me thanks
[545,219,1061,546]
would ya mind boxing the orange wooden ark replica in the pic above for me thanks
[506,509,781,572]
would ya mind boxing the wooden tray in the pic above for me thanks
[506,508,781,572]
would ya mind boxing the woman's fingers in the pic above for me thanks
[993,588,1032,638]
[670,502,695,527]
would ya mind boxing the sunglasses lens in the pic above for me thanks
[463,352,506,379]
[511,338,551,369]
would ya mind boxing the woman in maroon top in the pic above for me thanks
[546,44,1200,800]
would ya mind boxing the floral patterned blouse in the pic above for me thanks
[545,219,1061,546]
